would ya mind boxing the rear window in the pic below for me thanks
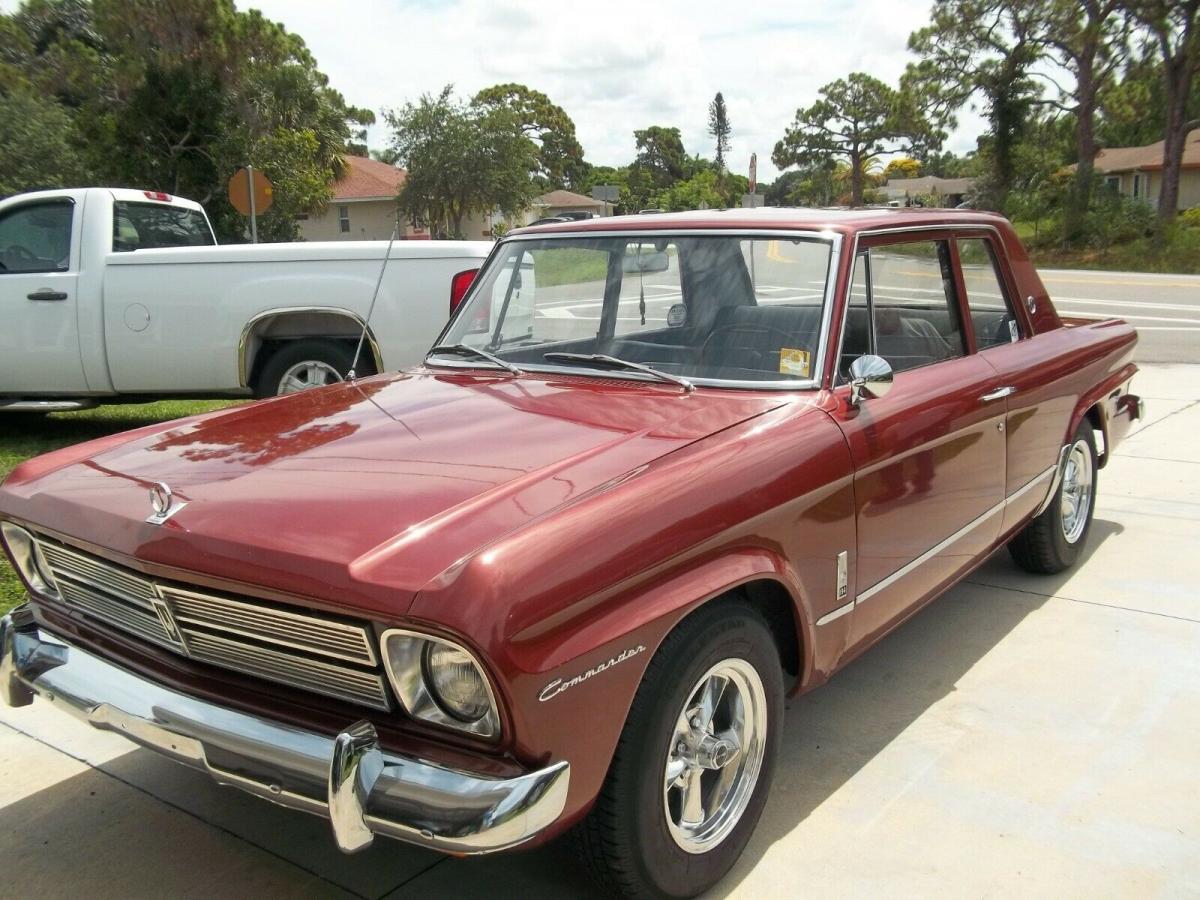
[112,201,214,251]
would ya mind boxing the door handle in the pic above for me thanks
[27,289,68,302]
[980,386,1017,403]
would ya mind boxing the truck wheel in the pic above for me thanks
[572,601,783,899]
[253,339,374,398]
[1008,421,1098,574]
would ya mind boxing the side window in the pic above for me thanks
[0,200,74,274]
[958,238,1020,349]
[338,206,350,234]
[615,240,682,337]
[866,240,965,374]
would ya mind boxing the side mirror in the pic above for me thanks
[848,354,893,406]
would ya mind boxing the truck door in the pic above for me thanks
[830,235,1007,651]
[0,197,87,394]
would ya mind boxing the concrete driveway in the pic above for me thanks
[2,364,1197,899]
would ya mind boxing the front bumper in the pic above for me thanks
[0,610,569,855]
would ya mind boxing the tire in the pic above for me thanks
[1008,420,1098,574]
[253,339,374,398]
[572,601,784,899]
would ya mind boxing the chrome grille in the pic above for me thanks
[35,536,389,711]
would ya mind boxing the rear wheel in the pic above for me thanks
[1008,420,1098,574]
[254,339,374,398]
[573,601,783,898]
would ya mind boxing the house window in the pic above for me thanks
[338,206,350,233]
[1132,173,1143,200]
[295,213,309,221]
[1104,175,1121,194]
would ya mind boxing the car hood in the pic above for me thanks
[1,370,785,618]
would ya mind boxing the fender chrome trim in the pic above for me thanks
[0,613,569,855]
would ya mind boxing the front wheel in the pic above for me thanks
[1008,420,1098,574]
[572,602,784,898]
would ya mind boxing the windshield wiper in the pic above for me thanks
[543,353,694,392]
[427,343,524,375]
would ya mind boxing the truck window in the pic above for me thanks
[0,199,74,274]
[112,201,214,251]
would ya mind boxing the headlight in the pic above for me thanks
[381,629,499,738]
[0,523,59,599]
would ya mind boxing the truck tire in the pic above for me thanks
[253,339,375,398]
[1008,420,1098,574]
[572,601,783,899]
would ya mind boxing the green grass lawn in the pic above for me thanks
[1,400,234,614]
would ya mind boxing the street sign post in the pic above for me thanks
[228,166,274,243]
[591,184,619,217]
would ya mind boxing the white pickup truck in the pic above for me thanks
[0,188,492,410]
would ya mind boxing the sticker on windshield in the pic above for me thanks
[667,303,687,327]
[779,348,811,377]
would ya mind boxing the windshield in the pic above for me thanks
[436,234,833,386]
[112,201,215,251]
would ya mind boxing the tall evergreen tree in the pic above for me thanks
[708,92,732,171]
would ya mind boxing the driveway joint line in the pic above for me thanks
[1126,398,1199,435]
[2,719,371,900]
[374,856,448,899]
[964,579,1200,625]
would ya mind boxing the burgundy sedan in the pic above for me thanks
[1,208,1141,897]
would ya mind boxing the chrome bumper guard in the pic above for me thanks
[0,611,569,855]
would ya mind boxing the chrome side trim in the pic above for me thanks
[853,463,1061,609]
[855,500,1006,606]
[1034,445,1072,516]
[0,615,571,856]
[237,306,384,387]
[815,598,855,627]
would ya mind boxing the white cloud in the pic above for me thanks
[243,0,989,180]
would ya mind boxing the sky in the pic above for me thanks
[0,0,990,182]
[245,0,989,181]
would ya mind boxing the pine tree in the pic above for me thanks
[708,92,732,171]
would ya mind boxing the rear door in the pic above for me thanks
[831,233,1007,650]
[0,196,87,394]
[954,233,1072,529]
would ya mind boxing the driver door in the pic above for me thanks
[0,196,87,394]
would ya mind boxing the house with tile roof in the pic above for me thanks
[1089,129,1200,211]
[298,156,430,241]
[883,176,976,207]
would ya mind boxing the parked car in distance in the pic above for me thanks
[1,208,1142,898]
[0,188,491,409]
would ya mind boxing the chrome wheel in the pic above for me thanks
[663,658,767,853]
[278,360,342,394]
[1060,439,1093,544]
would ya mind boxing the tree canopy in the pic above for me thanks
[471,83,586,189]
[773,73,939,206]
[708,92,732,171]
[387,86,540,239]
[0,0,374,241]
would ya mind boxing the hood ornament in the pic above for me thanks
[146,481,187,525]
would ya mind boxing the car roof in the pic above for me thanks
[508,205,1009,237]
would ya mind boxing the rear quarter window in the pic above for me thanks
[112,201,214,251]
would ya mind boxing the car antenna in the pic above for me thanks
[348,224,399,380]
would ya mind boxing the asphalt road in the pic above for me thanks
[1036,268,1200,364]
